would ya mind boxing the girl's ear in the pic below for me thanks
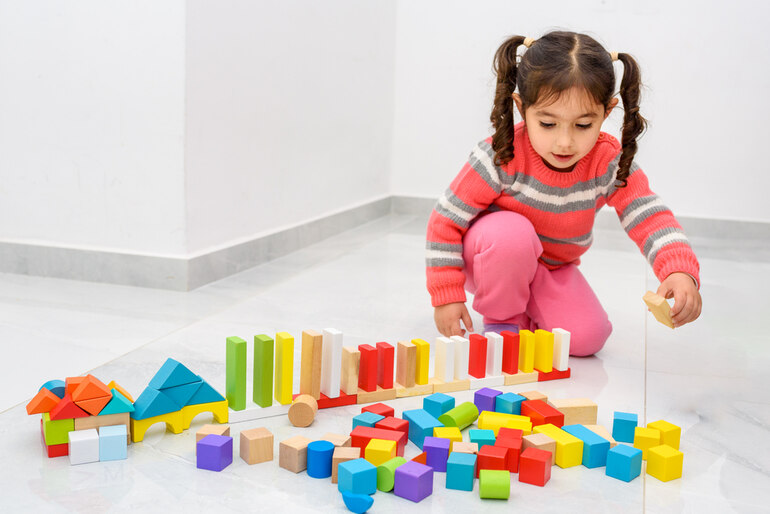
[604,97,619,120]
[512,93,525,121]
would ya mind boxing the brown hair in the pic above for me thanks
[490,31,646,187]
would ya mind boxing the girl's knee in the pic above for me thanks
[569,319,612,357]
[466,212,542,260]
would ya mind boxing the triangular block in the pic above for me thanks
[39,380,66,399]
[49,394,90,420]
[131,388,181,420]
[72,375,111,402]
[148,358,200,390]
[186,380,226,406]
[107,380,135,403]
[161,380,203,406]
[75,395,112,416]
[26,388,61,415]
[99,389,135,415]
[65,376,87,397]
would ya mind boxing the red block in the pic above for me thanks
[317,391,357,409]
[411,451,427,464]
[49,394,90,420]
[501,330,520,374]
[358,344,378,392]
[468,334,488,379]
[476,444,508,478]
[521,400,565,428]
[350,426,407,456]
[538,368,571,381]
[361,402,395,418]
[495,436,522,473]
[40,420,68,458]
[375,416,409,437]
[497,427,523,441]
[519,447,551,486]
[376,342,394,389]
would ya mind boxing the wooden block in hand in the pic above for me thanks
[643,291,674,328]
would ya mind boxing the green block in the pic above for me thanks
[438,401,479,430]
[42,412,74,446]
[226,336,247,411]
[479,469,510,499]
[377,456,407,492]
[253,334,274,408]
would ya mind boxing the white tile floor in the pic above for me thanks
[1,213,768,513]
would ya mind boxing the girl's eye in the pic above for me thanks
[539,122,555,129]
[576,123,593,129]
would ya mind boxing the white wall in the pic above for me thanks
[390,0,770,223]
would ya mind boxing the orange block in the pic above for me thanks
[49,394,90,420]
[65,376,87,396]
[26,388,60,415]
[107,380,135,403]
[72,375,111,402]
[75,395,112,416]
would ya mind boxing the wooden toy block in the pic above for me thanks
[394,460,434,503]
[307,440,335,478]
[479,469,510,499]
[338,457,377,495]
[495,392,526,415]
[65,376,87,396]
[279,435,312,473]
[469,428,496,450]
[50,394,89,420]
[356,385,396,404]
[68,428,100,465]
[498,427,523,440]
[361,403,394,418]
[495,434,522,472]
[521,399,564,427]
[107,380,134,403]
[375,416,409,438]
[40,419,68,457]
[533,329,554,373]
[75,412,131,444]
[377,456,407,492]
[376,342,395,389]
[446,452,476,491]
[429,377,470,393]
[187,380,225,406]
[27,388,61,415]
[438,401,479,430]
[130,410,184,443]
[149,359,199,390]
[350,426,407,457]
[226,336,247,411]
[365,438,397,467]
[584,424,617,447]
[434,336,455,383]
[227,402,290,423]
[450,335,470,380]
[411,451,427,464]
[317,391,357,409]
[520,390,548,402]
[605,444,642,482]
[633,426,661,459]
[40,379,66,399]
[341,491,374,514]
[503,370,539,385]
[423,392,455,419]
[522,433,556,466]
[288,394,318,427]
[533,424,583,468]
[395,382,433,398]
[500,330,520,374]
[321,328,343,399]
[423,436,450,471]
[643,290,674,328]
[99,424,128,461]
[612,411,638,443]
[353,411,385,430]
[484,331,504,377]
[519,447,552,486]
[274,332,294,405]
[300,329,323,400]
[196,423,230,443]
[240,427,274,464]
[537,368,571,381]
[468,333,487,378]
[340,346,360,396]
[547,398,598,426]
[432,426,462,451]
[253,334,274,408]
[153,380,202,408]
[332,446,361,483]
[74,395,112,416]
[469,375,505,389]
[478,411,532,436]
[474,387,502,413]
[72,374,110,401]
[476,444,508,478]
[197,434,233,471]
[357,344,378,393]
[562,424,610,468]
[42,412,74,446]
[402,409,443,450]
[646,444,683,482]
[395,340,417,389]
[180,399,228,429]
[552,328,571,372]
[518,330,535,373]
[647,419,681,450]
[453,441,479,454]
[323,432,352,447]
[411,338,430,385]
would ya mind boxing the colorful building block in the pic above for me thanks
[606,444,642,482]
[612,411,638,443]
[68,428,99,465]
[196,423,230,442]
[423,392,455,420]
[341,346,360,396]
[519,447,552,486]
[377,456,407,492]
[647,419,681,450]
[99,424,128,461]
[49,394,89,420]
[634,427,661,459]
[484,332,504,378]
[338,458,377,495]
[446,452,476,491]
[468,334,487,378]
[402,409,443,450]
[533,329,554,373]
[469,429,496,450]
[450,335,470,380]
[533,424,583,468]
[307,440,336,478]
[274,331,294,405]
[197,434,233,471]
[432,426,462,451]
[547,398,597,426]
[148,359,199,390]
[396,340,416,388]
[131,388,181,420]
[474,387,502,413]
[321,328,343,399]
[99,389,135,415]
[358,344,378,393]
[106,380,134,403]
[412,338,430,385]
[42,412,74,446]
[477,411,532,435]
[453,442,479,455]
[361,403,394,418]
[521,399,564,428]
[438,401,479,430]
[341,491,374,514]
[365,438,396,467]
[40,379,66,399]
[252,334,274,408]
[394,460,433,503]
[522,433,556,466]
[300,329,323,400]
[279,435,312,473]
[646,444,683,482]
[562,424,610,468]
[74,412,131,444]
[26,388,61,415]
[423,436,450,472]
[375,416,409,437]
[333,446,361,483]
[479,469,510,499]
[159,380,202,408]
[494,433,522,472]
[376,342,395,389]
[433,336,455,382]
[518,330,535,373]
[350,426,407,457]
[584,424,617,448]
[476,444,507,478]
[240,427,273,464]
[552,328,571,371]
[500,330,520,374]
[186,380,225,405]
[226,336,247,411]
[353,412,385,430]
[495,392,525,415]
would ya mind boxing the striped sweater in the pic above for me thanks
[426,123,700,307]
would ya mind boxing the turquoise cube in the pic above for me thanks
[562,424,610,468]
[338,458,377,495]
[99,424,127,461]
[468,429,496,449]
[606,444,642,482]
[612,412,638,443]
[446,452,476,491]
[352,412,385,430]
[495,392,526,415]
[402,409,443,450]
[423,393,455,420]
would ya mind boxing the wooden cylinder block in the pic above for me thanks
[289,394,318,427]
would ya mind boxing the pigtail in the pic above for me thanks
[615,53,647,187]
[490,35,526,166]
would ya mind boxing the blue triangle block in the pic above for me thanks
[342,491,373,514]
[149,358,200,390]
[161,380,203,406]
[99,388,135,415]
[131,388,181,420]
[185,380,225,406]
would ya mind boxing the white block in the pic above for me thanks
[484,332,504,377]
[68,428,99,465]
[321,328,343,399]
[450,335,469,380]
[469,375,505,389]
[553,328,571,371]
[228,403,291,423]
[434,337,455,382]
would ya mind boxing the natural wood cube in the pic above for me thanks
[522,433,556,466]
[239,427,273,465]
[331,446,361,483]
[323,432,352,447]
[196,424,231,442]
[279,435,312,473]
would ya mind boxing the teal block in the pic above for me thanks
[446,452,476,491]
[148,358,200,390]
[352,412,384,430]
[469,429,496,449]
[39,380,65,399]
[612,412,638,443]
[495,392,525,415]
[338,458,377,495]
[186,380,225,405]
[160,380,202,406]
[402,409,443,450]
[562,424,610,468]
[99,424,127,461]
[606,444,642,482]
[423,393,455,419]
[341,491,374,514]
[99,389,135,415]
[131,388,180,420]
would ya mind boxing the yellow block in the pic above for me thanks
[633,426,661,460]
[107,380,135,403]
[433,426,462,451]
[533,423,583,468]
[274,332,294,405]
[518,330,535,373]
[181,400,229,429]
[412,339,430,385]
[130,410,184,443]
[478,411,532,436]
[365,438,397,467]
[533,330,554,373]
[647,420,680,450]
[646,444,683,482]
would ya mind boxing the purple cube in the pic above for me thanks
[197,434,233,471]
[474,387,502,413]
[423,436,450,472]
[394,460,433,503]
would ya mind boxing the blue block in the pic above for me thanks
[612,412,638,443]
[160,380,202,406]
[149,358,200,390]
[197,434,233,471]
[341,490,374,514]
[39,380,66,399]
[446,452,476,491]
[562,424,610,468]
[352,412,385,430]
[423,393,455,419]
[402,409,443,450]
[495,392,525,415]
[186,380,225,405]
[307,440,335,478]
[468,429,496,449]
[338,458,377,495]
[606,444,642,482]
[474,388,502,414]
[131,388,181,420]
[99,389,135,415]
[99,424,127,461]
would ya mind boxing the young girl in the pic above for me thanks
[425,31,702,356]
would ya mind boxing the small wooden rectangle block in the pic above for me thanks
[395,382,433,398]
[396,341,416,388]
[340,346,360,396]
[522,433,556,466]
[332,446,361,483]
[429,378,471,394]
[357,386,397,404]
[279,435,312,473]
[323,432,352,447]
[300,330,323,400]
[547,398,598,426]
[503,371,539,386]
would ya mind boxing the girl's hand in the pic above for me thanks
[656,272,702,328]
[434,302,474,337]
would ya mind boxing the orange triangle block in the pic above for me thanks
[49,394,90,420]
[107,380,135,403]
[26,388,60,415]
[75,395,112,416]
[65,376,87,396]
[72,375,111,402]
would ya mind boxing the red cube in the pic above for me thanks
[361,402,395,418]
[476,444,508,478]
[521,399,564,428]
[375,416,409,437]
[497,427,523,441]
[519,447,552,486]
[495,436,522,473]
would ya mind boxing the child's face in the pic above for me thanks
[514,87,618,171]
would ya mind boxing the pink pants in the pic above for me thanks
[463,211,612,356]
